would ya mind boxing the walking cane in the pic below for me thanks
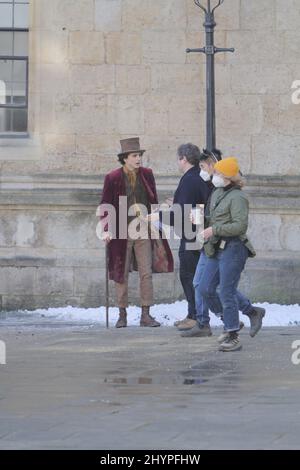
[105,244,109,329]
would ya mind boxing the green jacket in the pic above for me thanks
[204,186,256,258]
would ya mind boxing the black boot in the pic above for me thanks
[115,308,127,328]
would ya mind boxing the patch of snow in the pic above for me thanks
[3,301,300,327]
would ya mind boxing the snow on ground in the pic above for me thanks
[2,301,300,327]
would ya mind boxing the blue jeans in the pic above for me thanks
[179,240,200,319]
[198,239,249,332]
[236,291,253,316]
[193,252,215,326]
[193,252,253,326]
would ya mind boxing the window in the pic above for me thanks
[0,0,29,136]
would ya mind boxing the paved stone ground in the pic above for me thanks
[0,322,300,450]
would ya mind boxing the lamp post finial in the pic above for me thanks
[187,0,234,153]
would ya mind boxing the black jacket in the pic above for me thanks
[160,166,209,241]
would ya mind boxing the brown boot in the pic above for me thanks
[176,318,197,331]
[115,308,127,328]
[174,316,190,327]
[140,306,160,327]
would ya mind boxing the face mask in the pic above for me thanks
[212,174,226,188]
[200,170,211,182]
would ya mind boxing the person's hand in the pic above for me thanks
[102,232,112,244]
[201,227,213,240]
[165,197,173,207]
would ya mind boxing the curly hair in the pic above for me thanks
[177,143,201,166]
[118,154,129,166]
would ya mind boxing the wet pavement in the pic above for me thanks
[0,323,300,450]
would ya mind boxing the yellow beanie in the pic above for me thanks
[214,157,240,178]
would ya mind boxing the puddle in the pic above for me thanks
[104,375,208,386]
[103,359,239,386]
[279,333,300,336]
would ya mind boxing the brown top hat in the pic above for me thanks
[118,137,145,157]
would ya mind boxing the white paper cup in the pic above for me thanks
[191,207,202,225]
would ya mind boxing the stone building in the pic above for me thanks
[0,0,299,311]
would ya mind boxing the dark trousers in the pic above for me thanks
[179,239,200,319]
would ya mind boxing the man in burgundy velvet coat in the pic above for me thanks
[100,138,174,328]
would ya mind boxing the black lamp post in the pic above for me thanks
[186,0,235,156]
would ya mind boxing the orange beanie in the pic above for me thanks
[214,157,240,178]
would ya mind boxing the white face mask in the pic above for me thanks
[200,170,211,182]
[212,174,226,188]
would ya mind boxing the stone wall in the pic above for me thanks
[0,0,300,311]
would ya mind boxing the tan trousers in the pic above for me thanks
[115,237,153,308]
